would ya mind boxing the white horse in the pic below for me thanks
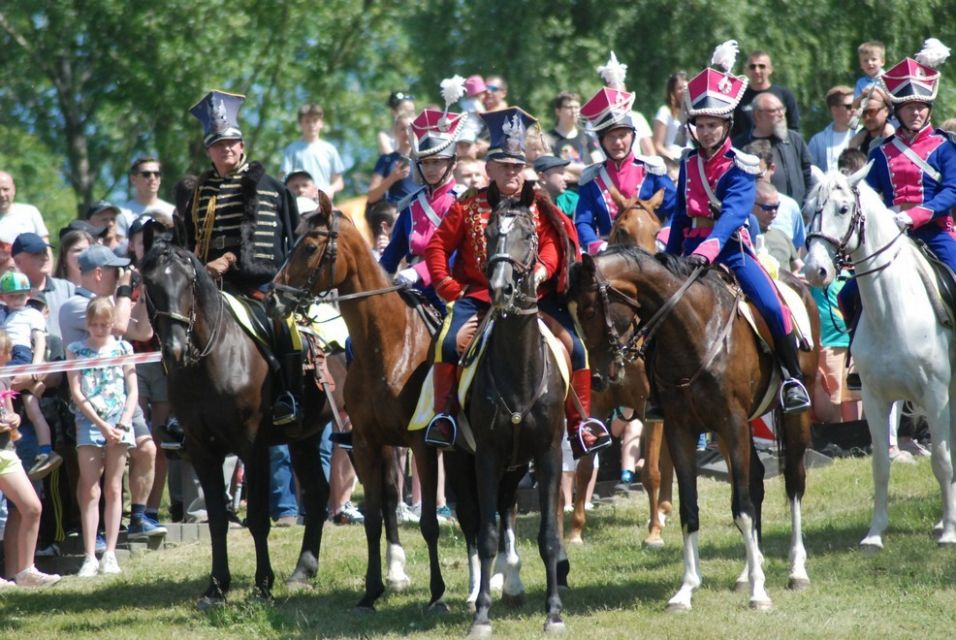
[803,164,956,550]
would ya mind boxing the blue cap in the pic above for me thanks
[190,90,245,147]
[12,232,51,256]
[78,245,131,272]
[480,107,538,164]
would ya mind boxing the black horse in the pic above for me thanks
[140,237,331,609]
[450,194,568,637]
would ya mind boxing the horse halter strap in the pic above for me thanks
[487,212,541,315]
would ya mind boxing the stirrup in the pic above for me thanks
[573,417,612,458]
[779,378,811,414]
[425,413,458,449]
[273,391,302,426]
[846,372,862,391]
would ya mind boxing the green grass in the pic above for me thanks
[2,457,956,639]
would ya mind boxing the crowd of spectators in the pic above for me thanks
[0,38,949,588]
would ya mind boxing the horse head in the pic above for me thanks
[271,191,341,316]
[608,188,664,251]
[485,187,539,314]
[140,240,213,368]
[803,162,872,287]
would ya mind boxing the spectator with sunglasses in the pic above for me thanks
[752,181,802,272]
[732,50,801,139]
[119,157,174,241]
[808,86,857,171]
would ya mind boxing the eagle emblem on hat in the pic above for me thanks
[502,114,525,154]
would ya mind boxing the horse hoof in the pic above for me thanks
[388,576,411,592]
[285,579,314,593]
[642,536,664,550]
[937,539,956,548]
[665,602,691,613]
[467,622,492,639]
[196,596,225,612]
[427,599,450,614]
[859,541,883,553]
[500,591,526,608]
[749,598,773,611]
[733,580,749,594]
[354,604,376,615]
[788,578,811,591]
[543,617,566,634]
[465,599,477,614]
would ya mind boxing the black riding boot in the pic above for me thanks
[776,333,811,414]
[844,312,862,391]
[274,352,304,426]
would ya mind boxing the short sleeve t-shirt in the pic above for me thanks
[2,306,46,349]
[544,128,600,164]
[0,203,49,245]
[280,139,346,194]
[372,152,418,205]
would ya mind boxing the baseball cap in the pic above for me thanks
[78,245,131,272]
[0,271,31,294]
[532,155,570,175]
[84,200,120,220]
[284,169,314,185]
[11,232,51,257]
[59,220,108,241]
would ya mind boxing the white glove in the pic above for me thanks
[598,241,608,253]
[533,267,548,287]
[395,267,420,286]
[893,212,913,230]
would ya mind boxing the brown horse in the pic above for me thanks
[570,246,818,611]
[270,195,447,612]
[567,190,674,549]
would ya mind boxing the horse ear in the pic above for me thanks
[520,180,535,208]
[847,160,873,188]
[647,188,665,212]
[317,190,333,218]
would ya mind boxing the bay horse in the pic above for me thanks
[139,238,330,609]
[803,165,956,549]
[458,193,568,637]
[569,246,818,610]
[270,195,450,611]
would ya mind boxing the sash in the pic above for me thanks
[697,153,722,213]
[595,167,620,220]
[413,190,443,228]
[891,137,941,184]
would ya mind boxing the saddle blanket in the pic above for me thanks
[737,279,814,351]
[407,318,570,432]
[222,292,349,351]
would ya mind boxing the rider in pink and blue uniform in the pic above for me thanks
[380,80,468,311]
[664,40,811,413]
[838,38,956,365]
[575,52,677,254]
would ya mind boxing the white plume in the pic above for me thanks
[914,38,950,69]
[598,51,628,89]
[439,75,466,110]
[711,40,739,73]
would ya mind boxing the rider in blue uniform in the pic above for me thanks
[575,52,678,254]
[664,41,811,413]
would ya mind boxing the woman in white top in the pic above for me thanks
[653,71,689,166]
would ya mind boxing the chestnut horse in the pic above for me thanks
[570,247,818,611]
[140,238,331,609]
[270,196,447,612]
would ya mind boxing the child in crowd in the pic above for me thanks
[453,159,487,190]
[0,271,62,480]
[533,155,578,217]
[854,40,886,97]
[0,329,61,588]
[67,297,138,577]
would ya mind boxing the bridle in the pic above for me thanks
[273,210,406,313]
[806,184,905,279]
[143,253,225,367]
[486,209,540,316]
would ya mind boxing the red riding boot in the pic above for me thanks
[424,362,460,449]
[567,369,612,459]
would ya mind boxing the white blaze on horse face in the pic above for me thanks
[164,266,172,275]
[499,216,516,235]
[803,176,857,287]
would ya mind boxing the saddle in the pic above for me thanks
[397,287,444,336]
[913,239,956,329]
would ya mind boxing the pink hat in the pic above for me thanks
[465,75,487,97]
[684,40,748,119]
[881,38,950,105]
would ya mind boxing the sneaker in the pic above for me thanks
[95,533,107,554]
[77,554,99,578]
[889,446,917,465]
[128,517,167,541]
[274,515,297,528]
[99,551,121,575]
[397,502,420,524]
[35,543,60,558]
[846,372,862,391]
[27,451,64,481]
[615,469,636,493]
[899,438,930,457]
[273,391,302,426]
[436,504,454,524]
[0,577,15,589]
[331,502,364,525]
[14,565,61,588]
[424,414,457,449]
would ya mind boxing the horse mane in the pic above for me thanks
[141,239,220,302]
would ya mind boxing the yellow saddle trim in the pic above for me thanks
[222,292,348,352]
[408,319,570,432]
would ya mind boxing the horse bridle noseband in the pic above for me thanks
[486,211,541,316]
[806,186,905,279]
[144,257,225,367]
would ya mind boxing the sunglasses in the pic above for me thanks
[138,171,161,178]
[485,84,501,92]
[748,63,768,70]
[758,203,780,212]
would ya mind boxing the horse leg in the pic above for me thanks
[665,426,703,612]
[189,444,230,610]
[642,421,665,548]
[410,438,447,611]
[925,396,956,546]
[383,446,410,592]
[734,440,768,602]
[245,441,275,600]
[659,434,675,519]
[468,452,500,639]
[535,444,566,634]
[860,394,895,550]
[286,433,330,589]
[781,411,811,590]
[569,454,593,545]
[355,445,387,611]
[495,468,527,607]
[445,450,481,612]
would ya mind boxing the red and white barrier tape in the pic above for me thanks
[0,352,163,377]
